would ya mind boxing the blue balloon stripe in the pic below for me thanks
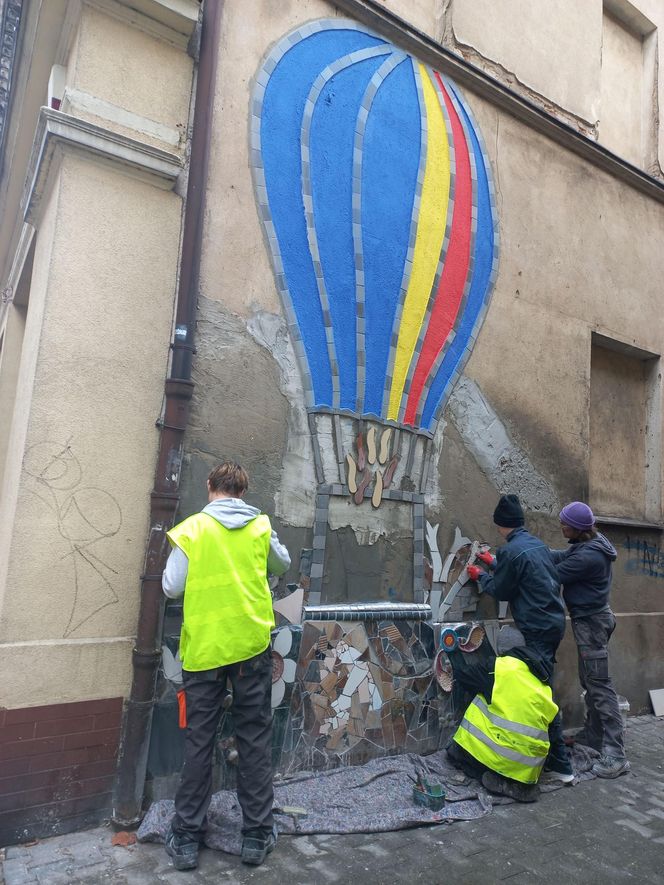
[260,29,386,408]
[420,83,495,430]
[308,55,390,411]
[361,59,422,418]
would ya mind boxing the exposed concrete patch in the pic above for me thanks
[448,375,559,514]
[179,297,289,519]
[246,309,317,527]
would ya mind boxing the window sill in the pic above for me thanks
[594,515,663,532]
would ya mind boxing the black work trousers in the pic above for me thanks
[572,610,624,758]
[172,647,274,840]
[522,631,571,772]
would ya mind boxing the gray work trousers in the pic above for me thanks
[571,610,625,758]
[172,647,274,840]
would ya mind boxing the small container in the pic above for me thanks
[413,776,446,811]
[617,695,630,726]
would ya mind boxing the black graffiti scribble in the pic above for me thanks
[24,438,123,637]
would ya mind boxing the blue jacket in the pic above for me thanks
[479,527,565,641]
[550,533,617,619]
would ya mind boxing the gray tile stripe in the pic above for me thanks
[404,430,417,480]
[427,77,500,433]
[332,413,345,482]
[308,412,325,484]
[397,65,456,425]
[353,50,409,413]
[413,74,478,427]
[381,57,428,419]
[301,44,393,411]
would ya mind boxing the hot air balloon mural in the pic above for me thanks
[251,19,498,602]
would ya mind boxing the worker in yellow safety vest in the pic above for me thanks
[162,462,290,870]
[446,637,561,802]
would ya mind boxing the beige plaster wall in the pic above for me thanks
[600,12,645,168]
[0,152,182,707]
[450,0,602,124]
[464,91,664,511]
[62,5,193,153]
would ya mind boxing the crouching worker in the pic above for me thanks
[162,462,290,871]
[446,639,559,803]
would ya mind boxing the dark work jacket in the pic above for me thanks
[550,533,617,619]
[449,645,552,704]
[479,527,565,642]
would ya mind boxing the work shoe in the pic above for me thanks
[241,823,278,865]
[481,771,539,803]
[539,762,575,785]
[165,826,199,871]
[592,754,631,779]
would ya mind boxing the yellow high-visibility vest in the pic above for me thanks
[167,511,274,670]
[453,655,558,784]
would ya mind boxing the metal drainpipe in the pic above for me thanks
[112,0,223,827]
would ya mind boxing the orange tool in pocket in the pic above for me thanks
[177,689,187,729]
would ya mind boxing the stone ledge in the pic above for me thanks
[22,107,183,223]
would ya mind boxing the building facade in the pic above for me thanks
[1,0,663,844]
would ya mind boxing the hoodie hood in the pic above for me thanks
[202,497,261,530]
[505,645,553,684]
[572,532,617,561]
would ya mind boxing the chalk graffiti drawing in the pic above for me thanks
[24,438,122,636]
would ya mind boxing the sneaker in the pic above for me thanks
[241,823,278,866]
[165,826,199,871]
[539,763,575,785]
[592,754,631,779]
[481,771,539,803]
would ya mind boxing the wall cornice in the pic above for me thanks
[85,0,200,49]
[22,107,183,223]
[334,0,664,206]
[0,0,23,165]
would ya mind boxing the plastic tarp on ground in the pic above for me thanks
[137,744,598,857]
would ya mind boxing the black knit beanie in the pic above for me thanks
[493,494,524,527]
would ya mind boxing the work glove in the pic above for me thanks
[476,551,496,568]
[467,565,483,581]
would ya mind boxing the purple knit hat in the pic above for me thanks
[559,501,595,530]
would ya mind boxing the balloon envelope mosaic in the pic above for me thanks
[251,20,498,434]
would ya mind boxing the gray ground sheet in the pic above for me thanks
[137,744,598,856]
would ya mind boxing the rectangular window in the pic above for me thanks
[589,333,661,522]
[601,0,657,169]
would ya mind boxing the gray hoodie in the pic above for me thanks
[162,498,291,599]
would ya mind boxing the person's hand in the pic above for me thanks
[477,551,495,567]
[467,565,482,581]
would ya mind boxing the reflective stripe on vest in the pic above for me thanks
[453,655,558,784]
[167,511,274,670]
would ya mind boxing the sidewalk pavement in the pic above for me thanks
[2,715,664,885]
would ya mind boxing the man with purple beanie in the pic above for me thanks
[467,494,574,784]
[550,502,629,778]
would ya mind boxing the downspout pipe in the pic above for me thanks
[112,0,222,827]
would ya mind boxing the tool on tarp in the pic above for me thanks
[412,771,446,811]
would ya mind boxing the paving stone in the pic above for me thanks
[3,716,664,885]
[1,858,36,885]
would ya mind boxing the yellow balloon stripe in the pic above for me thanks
[387,65,450,421]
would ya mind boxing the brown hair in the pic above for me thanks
[575,527,598,543]
[207,462,249,497]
